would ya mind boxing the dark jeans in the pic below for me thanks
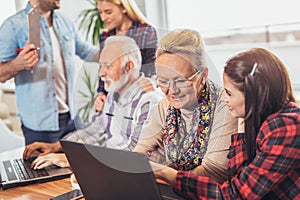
[22,112,81,145]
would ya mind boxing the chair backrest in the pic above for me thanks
[0,119,24,153]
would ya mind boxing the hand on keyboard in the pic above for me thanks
[23,141,62,160]
[13,158,48,180]
[31,153,70,170]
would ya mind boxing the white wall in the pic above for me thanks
[207,42,300,82]
[166,0,300,33]
[144,0,168,39]
[206,42,300,100]
[60,0,92,38]
[0,0,18,25]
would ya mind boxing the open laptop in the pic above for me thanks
[60,140,185,200]
[0,155,72,190]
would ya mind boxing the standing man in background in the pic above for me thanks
[0,0,99,145]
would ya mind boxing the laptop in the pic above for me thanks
[0,155,72,190]
[60,140,185,200]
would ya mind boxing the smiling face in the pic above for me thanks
[99,42,125,92]
[156,53,205,110]
[223,73,245,118]
[98,1,126,30]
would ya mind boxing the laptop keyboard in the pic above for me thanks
[12,158,49,180]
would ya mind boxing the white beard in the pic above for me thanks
[102,72,129,93]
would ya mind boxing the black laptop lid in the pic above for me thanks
[60,140,163,200]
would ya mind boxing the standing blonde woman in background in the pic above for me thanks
[94,0,157,111]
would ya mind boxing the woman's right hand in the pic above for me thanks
[149,161,177,186]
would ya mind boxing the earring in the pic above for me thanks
[201,77,206,85]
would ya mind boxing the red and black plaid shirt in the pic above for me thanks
[97,21,157,93]
[175,102,300,200]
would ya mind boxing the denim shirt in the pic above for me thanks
[0,3,99,131]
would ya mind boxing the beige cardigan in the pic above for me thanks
[134,89,238,183]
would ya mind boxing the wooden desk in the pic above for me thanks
[0,147,74,200]
[0,178,73,199]
[0,148,171,200]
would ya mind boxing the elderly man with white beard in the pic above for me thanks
[23,36,163,169]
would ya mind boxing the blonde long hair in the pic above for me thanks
[98,0,149,25]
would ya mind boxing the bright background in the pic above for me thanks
[167,0,300,32]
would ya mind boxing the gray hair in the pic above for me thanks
[104,35,142,74]
[156,29,207,71]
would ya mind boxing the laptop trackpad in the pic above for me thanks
[3,161,18,181]
[46,165,71,176]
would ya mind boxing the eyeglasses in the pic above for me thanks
[157,70,201,89]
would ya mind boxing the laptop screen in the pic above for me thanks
[60,140,184,200]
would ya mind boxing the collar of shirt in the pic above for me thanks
[116,76,145,106]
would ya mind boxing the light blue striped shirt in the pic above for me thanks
[63,77,163,151]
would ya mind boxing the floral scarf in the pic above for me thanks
[162,80,220,170]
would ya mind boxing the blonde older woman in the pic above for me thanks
[134,29,238,183]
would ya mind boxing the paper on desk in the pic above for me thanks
[28,4,40,59]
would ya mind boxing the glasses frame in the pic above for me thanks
[157,70,201,89]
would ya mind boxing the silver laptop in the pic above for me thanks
[61,140,185,200]
[0,156,72,190]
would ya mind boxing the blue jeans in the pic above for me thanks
[22,112,81,145]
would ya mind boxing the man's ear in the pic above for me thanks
[125,60,134,72]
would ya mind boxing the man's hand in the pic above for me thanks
[31,153,70,169]
[23,141,61,160]
[0,42,39,82]
[94,93,107,112]
[14,42,39,72]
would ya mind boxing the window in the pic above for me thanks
[166,0,300,44]
[166,0,300,100]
